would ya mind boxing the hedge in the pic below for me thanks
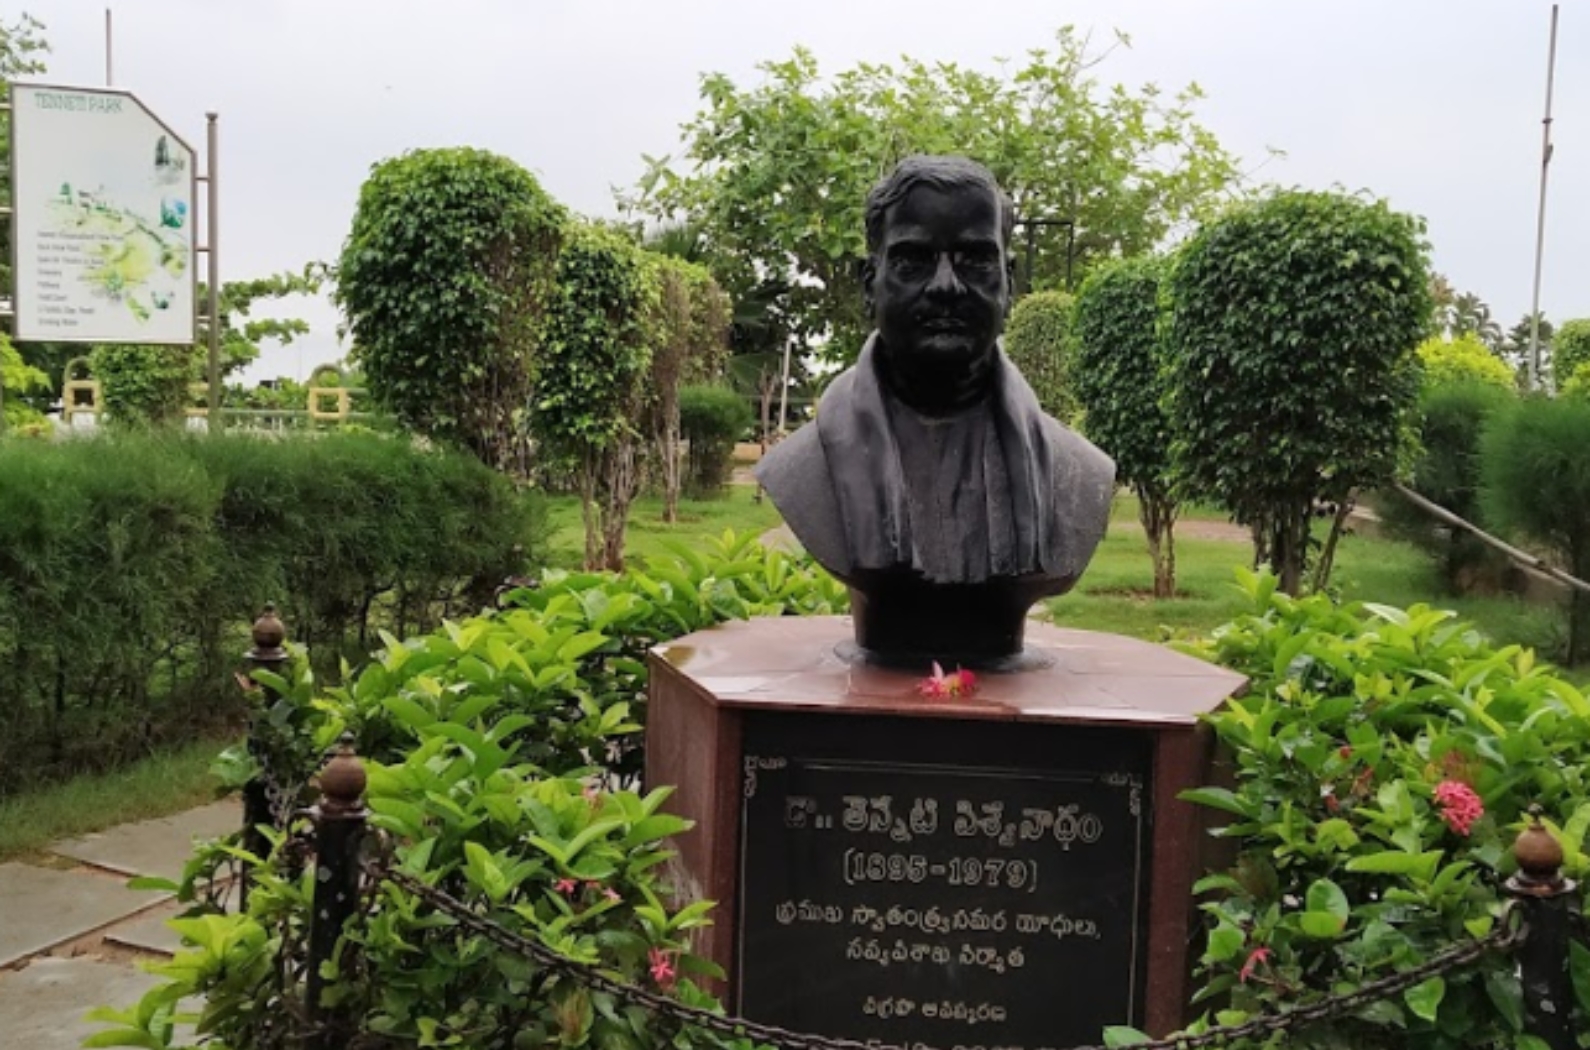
[0,431,545,791]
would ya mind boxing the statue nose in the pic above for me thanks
[925,253,964,296]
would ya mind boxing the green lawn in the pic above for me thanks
[541,485,784,571]
[1047,498,1566,664]
[0,736,229,862]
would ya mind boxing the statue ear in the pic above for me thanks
[858,256,877,316]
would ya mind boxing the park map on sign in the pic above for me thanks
[38,160,190,326]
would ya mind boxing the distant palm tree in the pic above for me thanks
[1450,292,1504,352]
[642,221,708,263]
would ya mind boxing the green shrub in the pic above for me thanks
[1378,380,1517,591]
[0,432,545,792]
[678,385,752,497]
[1480,396,1590,663]
[1179,569,1590,1047]
[1004,290,1078,424]
[96,533,848,1050]
[1416,335,1514,392]
[1553,318,1590,388]
[90,343,201,428]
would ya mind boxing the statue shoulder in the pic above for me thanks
[752,423,852,576]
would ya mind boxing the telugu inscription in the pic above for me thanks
[736,716,1151,1050]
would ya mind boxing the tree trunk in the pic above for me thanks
[602,440,639,572]
[1310,497,1355,594]
[579,461,602,571]
[1136,487,1179,599]
[1273,507,1309,596]
[660,412,681,525]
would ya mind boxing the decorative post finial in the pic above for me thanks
[247,602,287,664]
[315,731,367,815]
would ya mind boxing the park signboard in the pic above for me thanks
[11,83,196,344]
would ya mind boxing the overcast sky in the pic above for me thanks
[17,0,1584,382]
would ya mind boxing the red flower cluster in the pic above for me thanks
[1433,780,1484,836]
[648,947,677,989]
[1239,947,1272,983]
[918,662,978,699]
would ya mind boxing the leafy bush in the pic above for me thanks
[1003,290,1078,425]
[91,342,200,427]
[1166,190,1432,594]
[1480,396,1590,663]
[1416,335,1514,392]
[0,432,544,791]
[1377,380,1516,592]
[678,385,752,497]
[95,533,848,1049]
[1179,569,1590,1048]
[1562,362,1590,401]
[1072,257,1177,596]
[1553,318,1590,388]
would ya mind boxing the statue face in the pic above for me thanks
[867,183,1012,372]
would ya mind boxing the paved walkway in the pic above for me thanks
[0,799,238,1047]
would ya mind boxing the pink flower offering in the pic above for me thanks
[1432,780,1484,836]
[648,946,676,988]
[917,662,978,699]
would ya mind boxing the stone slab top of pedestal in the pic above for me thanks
[650,615,1245,728]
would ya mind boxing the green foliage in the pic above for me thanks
[1,331,49,428]
[1553,319,1590,388]
[1180,568,1590,1049]
[90,342,200,427]
[678,384,752,497]
[1073,257,1178,597]
[1560,362,1590,401]
[1003,291,1078,424]
[0,432,541,792]
[337,147,565,474]
[628,28,1247,362]
[206,265,330,379]
[1166,189,1432,594]
[95,534,847,1050]
[1480,396,1590,663]
[1416,335,1514,391]
[1379,381,1517,592]
[537,223,659,570]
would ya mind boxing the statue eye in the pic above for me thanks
[889,247,933,275]
[957,247,1000,271]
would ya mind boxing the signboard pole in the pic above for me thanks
[204,112,220,429]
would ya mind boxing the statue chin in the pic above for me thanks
[842,567,1080,671]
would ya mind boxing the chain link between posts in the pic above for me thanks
[370,857,1524,1050]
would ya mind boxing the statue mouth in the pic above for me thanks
[920,317,968,332]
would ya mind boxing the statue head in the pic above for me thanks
[861,156,1017,408]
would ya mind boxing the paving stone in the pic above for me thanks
[104,899,187,956]
[0,956,164,1050]
[50,799,241,882]
[0,864,166,968]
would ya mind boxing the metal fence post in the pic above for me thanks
[1505,806,1577,1050]
[305,732,368,1050]
[242,603,288,901]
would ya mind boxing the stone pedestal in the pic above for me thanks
[645,616,1245,1044]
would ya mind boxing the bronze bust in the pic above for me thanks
[755,156,1115,668]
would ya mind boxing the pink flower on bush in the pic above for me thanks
[604,887,621,903]
[1433,780,1484,836]
[918,662,978,699]
[554,877,579,897]
[648,947,677,989]
[1239,947,1272,983]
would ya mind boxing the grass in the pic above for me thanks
[0,736,232,862]
[541,485,784,571]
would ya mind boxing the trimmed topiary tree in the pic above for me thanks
[1003,290,1078,425]
[1166,189,1432,594]
[646,256,732,523]
[536,223,659,571]
[336,147,565,475]
[1481,395,1590,663]
[1072,256,1178,597]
